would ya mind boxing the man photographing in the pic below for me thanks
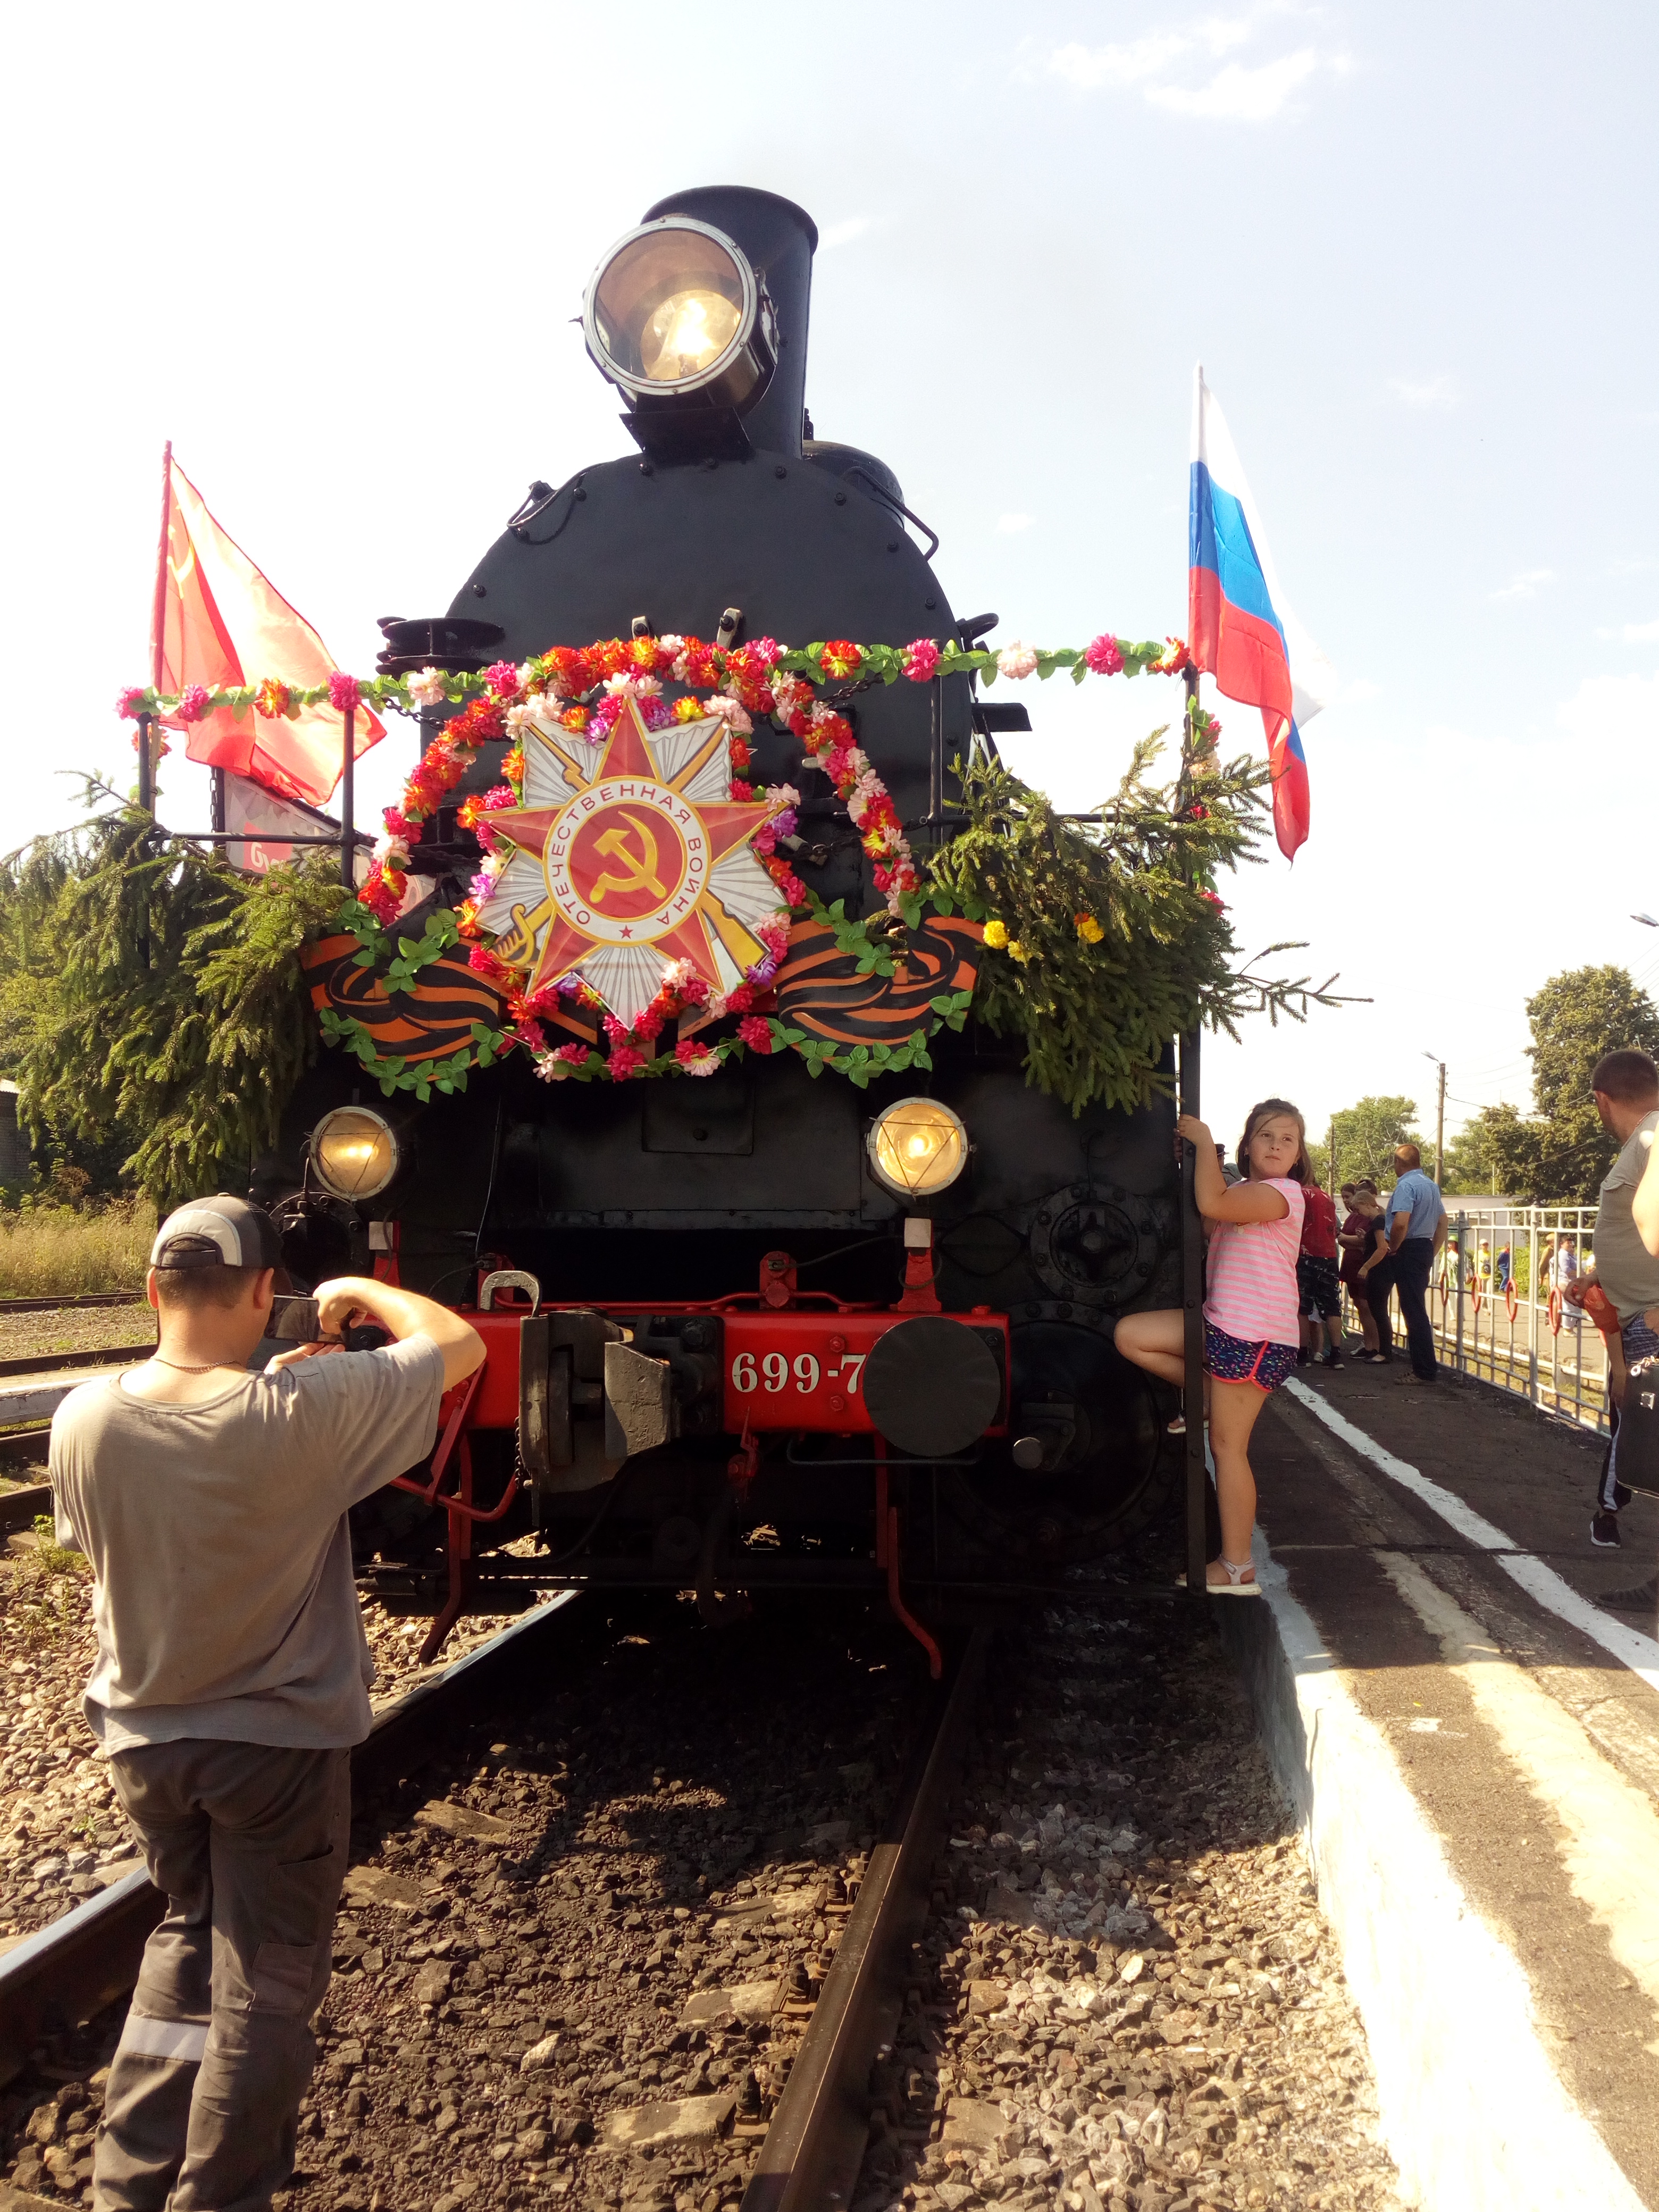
[50,1195,484,2212]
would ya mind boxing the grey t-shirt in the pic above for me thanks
[1594,1109,1659,1325]
[51,1336,446,1752]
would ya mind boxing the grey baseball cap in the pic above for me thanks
[150,1195,283,1272]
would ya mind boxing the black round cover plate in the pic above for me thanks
[862,1316,1002,1457]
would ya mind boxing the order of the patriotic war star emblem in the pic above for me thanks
[477,694,779,1028]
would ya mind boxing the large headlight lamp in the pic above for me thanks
[584,216,777,424]
[311,1106,400,1203]
[866,1098,969,1200]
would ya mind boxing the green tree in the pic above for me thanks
[1492,966,1659,1203]
[1441,1103,1527,1196]
[1308,1095,1420,1192]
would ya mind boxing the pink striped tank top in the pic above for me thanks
[1204,1178,1306,1347]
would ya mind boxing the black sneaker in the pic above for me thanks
[1296,1347,1311,1366]
[1601,1573,1658,1613]
[1590,1511,1623,1549]
[1321,1351,1344,1369]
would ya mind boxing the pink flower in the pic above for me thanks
[483,660,521,700]
[707,693,753,736]
[770,672,812,720]
[115,686,149,719]
[737,1015,773,1054]
[406,667,448,708]
[903,638,940,683]
[328,671,363,711]
[176,684,212,723]
[1084,634,1124,676]
[675,1043,721,1077]
[602,1013,631,1046]
[1199,889,1226,910]
[996,641,1038,681]
[607,1043,646,1079]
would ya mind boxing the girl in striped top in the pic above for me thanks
[1115,1099,1311,1593]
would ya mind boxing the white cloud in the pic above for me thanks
[1335,676,1382,705]
[1049,13,1336,122]
[816,217,869,252]
[1488,569,1554,602]
[995,512,1036,535]
[1556,668,1659,752]
[1148,47,1319,119]
[1605,617,1659,642]
[1389,374,1457,410]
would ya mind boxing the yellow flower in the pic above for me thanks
[982,919,1009,949]
[1074,912,1104,943]
[1007,939,1032,963]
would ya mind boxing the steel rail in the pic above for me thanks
[741,1623,990,2212]
[1,1478,52,1533]
[0,1294,145,1315]
[0,1591,584,2087]
[0,1345,150,1380]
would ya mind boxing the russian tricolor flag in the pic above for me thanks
[1189,366,1334,859]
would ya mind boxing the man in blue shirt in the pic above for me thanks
[1359,1143,1447,1381]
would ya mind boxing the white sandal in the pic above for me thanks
[1208,1556,1261,1596]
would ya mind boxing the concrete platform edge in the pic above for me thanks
[1214,1538,1644,2212]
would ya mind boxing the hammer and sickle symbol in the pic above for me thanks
[590,810,668,902]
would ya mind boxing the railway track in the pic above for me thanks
[0,1593,987,2211]
[0,1295,144,1316]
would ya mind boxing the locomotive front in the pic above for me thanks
[261,187,1183,1651]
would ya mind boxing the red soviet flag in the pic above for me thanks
[151,450,383,807]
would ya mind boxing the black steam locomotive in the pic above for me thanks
[258,188,1183,1662]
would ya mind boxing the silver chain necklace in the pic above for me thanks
[151,1356,236,1374]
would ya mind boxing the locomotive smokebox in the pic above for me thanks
[584,187,817,465]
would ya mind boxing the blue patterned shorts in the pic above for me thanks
[1205,1322,1300,1393]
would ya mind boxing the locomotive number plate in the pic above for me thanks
[719,1313,1008,1434]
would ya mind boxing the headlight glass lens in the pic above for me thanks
[312,1107,399,1202]
[867,1098,968,1199]
[592,226,749,390]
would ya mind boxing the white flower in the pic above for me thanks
[770,673,811,719]
[704,991,728,1022]
[998,640,1039,680]
[765,783,802,813]
[534,1052,574,1083]
[604,672,661,698]
[659,957,699,992]
[374,834,410,867]
[504,699,544,736]
[406,667,448,708]
[658,633,685,657]
[515,660,540,693]
[680,1049,720,1077]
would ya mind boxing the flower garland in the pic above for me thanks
[116,626,1190,1090]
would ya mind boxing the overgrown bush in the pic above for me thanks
[0,1197,155,1297]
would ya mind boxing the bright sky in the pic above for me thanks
[8,1,1657,1157]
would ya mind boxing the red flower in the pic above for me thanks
[602,1012,631,1046]
[1084,634,1124,676]
[176,685,211,724]
[327,671,362,712]
[634,1005,666,1041]
[725,983,756,1015]
[819,640,862,681]
[1187,802,1209,819]
[483,660,521,700]
[115,686,149,719]
[729,780,753,803]
[1154,636,1191,676]
[1199,889,1225,910]
[468,946,514,988]
[608,1043,646,1079]
[737,1015,773,1053]
[903,638,940,683]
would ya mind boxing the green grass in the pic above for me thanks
[0,1198,155,1297]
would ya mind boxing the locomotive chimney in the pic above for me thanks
[639,187,816,458]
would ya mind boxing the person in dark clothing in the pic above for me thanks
[1362,1143,1447,1382]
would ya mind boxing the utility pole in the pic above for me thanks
[1423,1052,1447,1187]
[1328,1116,1337,1195]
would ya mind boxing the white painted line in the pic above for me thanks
[1283,1376,1659,1694]
[1219,1535,1647,2211]
[1375,1549,1659,2026]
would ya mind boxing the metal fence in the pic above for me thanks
[1353,1204,1610,1436]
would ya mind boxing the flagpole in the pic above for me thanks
[340,709,356,887]
[140,441,172,819]
[1179,661,1208,1603]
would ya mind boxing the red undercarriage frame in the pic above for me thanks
[386,1243,1009,1676]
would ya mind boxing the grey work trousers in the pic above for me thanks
[95,1739,350,2212]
